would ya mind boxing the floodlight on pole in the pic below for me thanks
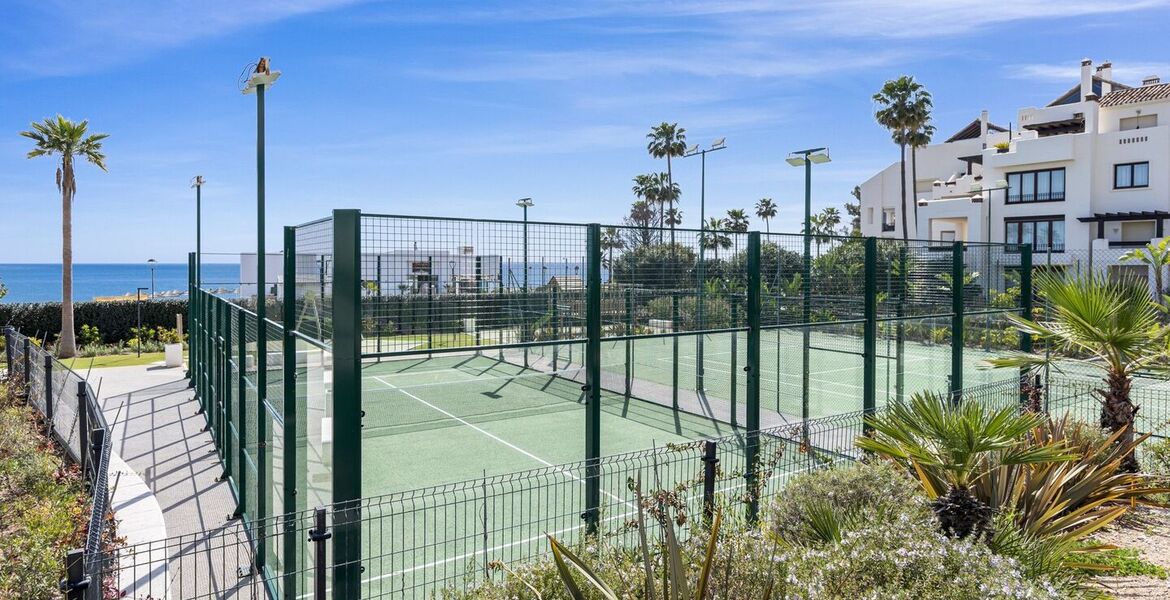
[147,258,157,299]
[786,145,831,443]
[517,198,534,367]
[682,138,728,391]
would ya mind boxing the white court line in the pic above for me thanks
[370,375,632,508]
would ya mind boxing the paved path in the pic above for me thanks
[93,363,266,599]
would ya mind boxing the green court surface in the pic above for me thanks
[359,352,744,495]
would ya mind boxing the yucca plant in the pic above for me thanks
[984,271,1170,472]
[978,417,1168,542]
[856,391,1075,539]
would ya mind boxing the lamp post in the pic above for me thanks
[683,138,727,390]
[969,179,1009,351]
[786,147,831,439]
[516,198,534,366]
[147,258,157,299]
[241,56,279,576]
[136,287,149,357]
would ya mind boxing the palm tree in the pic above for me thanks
[626,200,656,247]
[1120,237,1170,306]
[600,227,625,282]
[874,76,932,241]
[20,115,108,358]
[663,207,683,229]
[984,272,1170,472]
[647,122,687,231]
[820,206,842,234]
[725,209,749,233]
[632,172,658,226]
[652,172,680,236]
[701,218,732,261]
[857,391,1072,539]
[845,186,862,236]
[754,198,777,233]
[908,121,935,227]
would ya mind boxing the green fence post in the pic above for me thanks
[222,300,233,483]
[745,231,761,523]
[730,300,738,428]
[584,223,602,534]
[187,252,196,385]
[863,237,877,432]
[624,288,633,397]
[236,307,247,519]
[672,294,679,410]
[951,241,965,403]
[282,226,299,599]
[1019,245,1034,406]
[332,209,363,597]
[551,288,560,367]
[896,245,906,401]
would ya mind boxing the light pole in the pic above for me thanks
[136,287,149,357]
[241,55,279,576]
[786,147,831,439]
[147,258,157,299]
[969,179,1009,351]
[189,176,204,388]
[517,198,534,367]
[683,138,727,391]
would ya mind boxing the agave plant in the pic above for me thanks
[856,391,1075,539]
[984,271,1170,471]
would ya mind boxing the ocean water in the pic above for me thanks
[0,263,240,303]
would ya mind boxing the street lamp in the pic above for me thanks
[968,179,1010,245]
[147,258,157,299]
[188,176,204,386]
[516,197,534,366]
[786,147,831,438]
[136,287,149,357]
[241,56,278,566]
[683,138,727,390]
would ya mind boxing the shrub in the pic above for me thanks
[769,460,926,545]
[0,299,188,345]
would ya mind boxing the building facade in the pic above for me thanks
[859,59,1169,277]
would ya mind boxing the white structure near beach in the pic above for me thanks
[859,58,1169,278]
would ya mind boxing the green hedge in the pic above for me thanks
[0,300,188,344]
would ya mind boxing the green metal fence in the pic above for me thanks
[180,211,1040,597]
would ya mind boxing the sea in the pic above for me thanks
[0,264,240,303]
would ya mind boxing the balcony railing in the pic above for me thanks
[881,223,896,232]
[1007,242,1065,254]
[1006,191,1065,204]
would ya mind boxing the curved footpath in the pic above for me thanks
[92,362,245,599]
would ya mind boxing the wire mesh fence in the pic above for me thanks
[3,327,113,600]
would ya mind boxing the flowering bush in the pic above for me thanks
[450,462,1066,599]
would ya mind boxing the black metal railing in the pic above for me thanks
[2,327,112,600]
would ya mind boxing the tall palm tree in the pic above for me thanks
[725,209,749,233]
[600,226,625,282]
[907,121,935,227]
[20,115,108,358]
[874,76,932,241]
[1121,237,1170,306]
[985,272,1170,472]
[754,198,777,233]
[845,186,862,236]
[647,122,687,232]
[820,206,842,234]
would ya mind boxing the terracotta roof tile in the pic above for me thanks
[1099,83,1170,107]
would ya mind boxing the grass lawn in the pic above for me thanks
[60,351,186,370]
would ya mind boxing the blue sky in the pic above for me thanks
[1,0,1167,263]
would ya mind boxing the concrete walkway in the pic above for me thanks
[93,362,265,599]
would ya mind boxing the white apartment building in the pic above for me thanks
[859,58,1169,276]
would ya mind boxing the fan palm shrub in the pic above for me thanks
[984,271,1170,471]
[856,391,1074,539]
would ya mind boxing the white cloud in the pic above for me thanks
[1,0,368,77]
[1010,61,1170,84]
